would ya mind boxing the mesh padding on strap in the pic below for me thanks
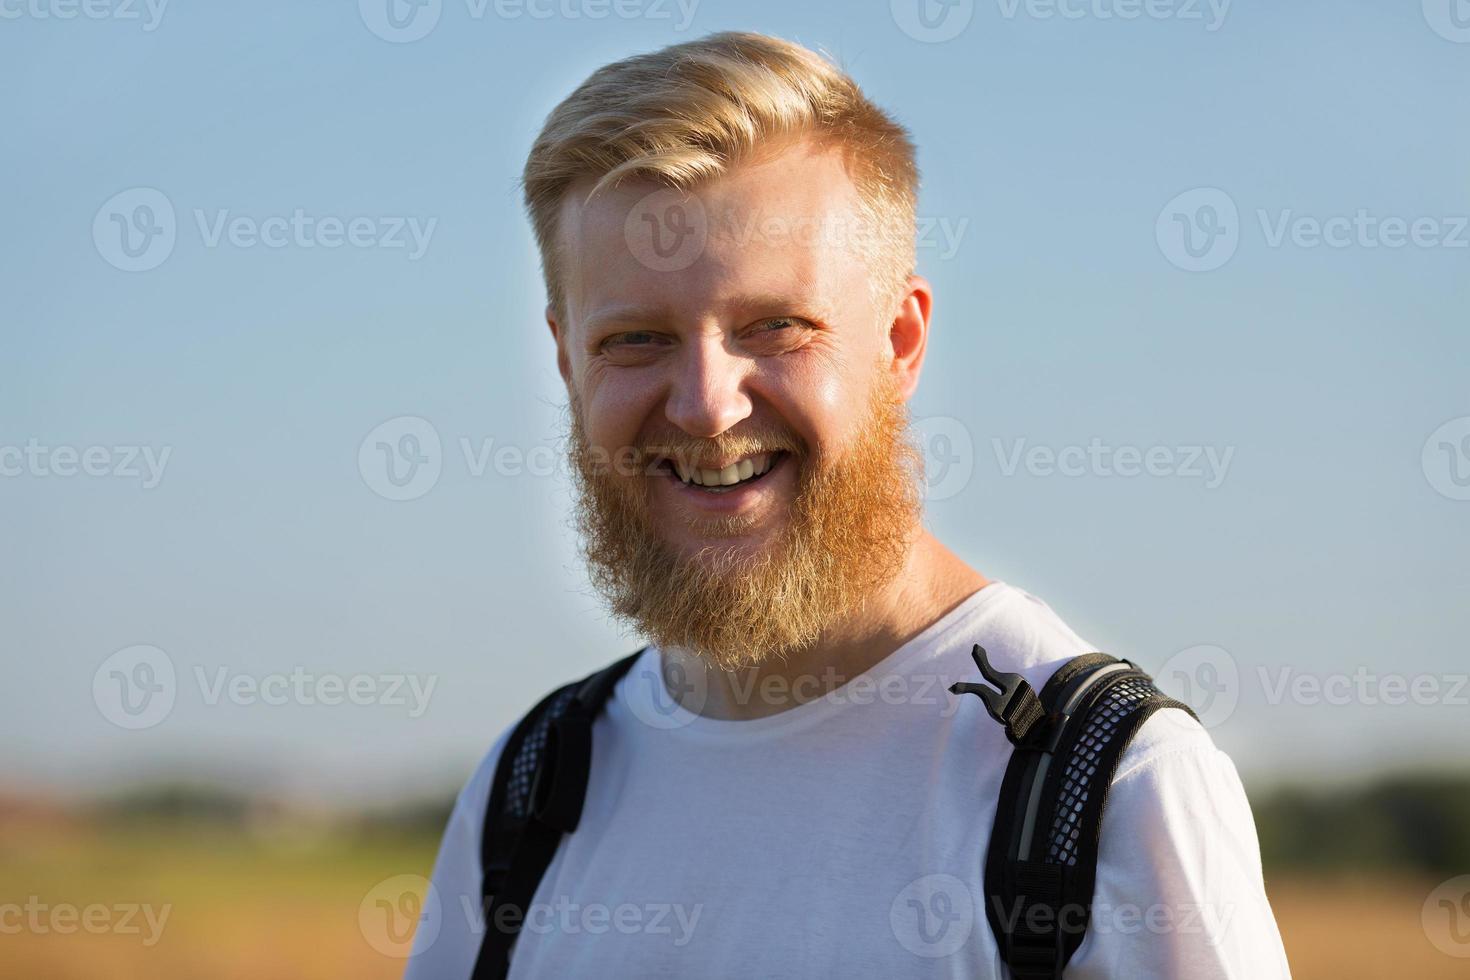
[1044,673,1162,866]
[501,685,579,822]
[984,655,1198,980]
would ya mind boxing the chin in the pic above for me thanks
[663,517,783,560]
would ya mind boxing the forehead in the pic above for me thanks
[555,141,874,329]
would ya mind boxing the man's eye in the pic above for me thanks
[758,318,799,332]
[602,331,663,349]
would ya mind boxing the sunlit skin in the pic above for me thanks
[549,137,988,719]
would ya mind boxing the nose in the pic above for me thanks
[663,333,753,438]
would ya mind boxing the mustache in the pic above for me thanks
[633,429,805,469]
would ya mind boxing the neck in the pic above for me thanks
[662,530,989,721]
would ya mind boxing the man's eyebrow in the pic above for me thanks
[722,292,838,324]
[581,304,668,331]
[580,292,838,332]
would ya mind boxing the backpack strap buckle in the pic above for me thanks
[949,644,1048,747]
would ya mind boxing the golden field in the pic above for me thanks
[2,815,1464,980]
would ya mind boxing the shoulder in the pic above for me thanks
[1114,702,1221,784]
[968,585,1261,856]
[450,721,515,841]
[405,666,602,974]
[1105,706,1260,854]
[447,651,645,837]
[953,581,1099,686]
[403,721,515,975]
[1076,710,1290,976]
[966,583,1222,768]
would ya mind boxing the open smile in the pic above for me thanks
[654,450,791,495]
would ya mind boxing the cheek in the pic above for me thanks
[757,355,863,456]
[576,366,664,450]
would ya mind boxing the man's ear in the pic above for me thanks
[547,304,573,388]
[888,274,932,401]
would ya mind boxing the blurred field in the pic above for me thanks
[3,809,1466,979]
[1268,874,1467,980]
[0,813,435,980]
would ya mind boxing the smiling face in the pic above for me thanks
[551,137,931,667]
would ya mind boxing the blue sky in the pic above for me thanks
[3,0,1467,802]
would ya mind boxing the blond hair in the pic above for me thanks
[521,31,920,322]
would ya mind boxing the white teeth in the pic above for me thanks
[675,452,780,487]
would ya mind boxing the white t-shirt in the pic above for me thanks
[407,582,1291,978]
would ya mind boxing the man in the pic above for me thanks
[408,31,1290,978]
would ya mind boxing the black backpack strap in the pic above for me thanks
[470,649,644,980]
[951,645,1196,979]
